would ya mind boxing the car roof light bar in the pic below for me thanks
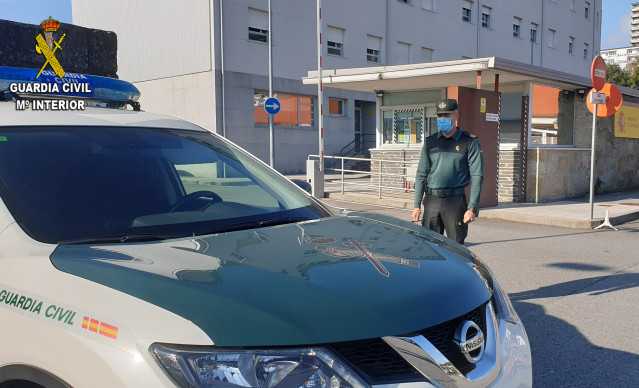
[0,66,141,104]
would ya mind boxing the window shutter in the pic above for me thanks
[248,8,268,30]
[327,26,344,43]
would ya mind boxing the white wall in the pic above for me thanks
[71,0,212,83]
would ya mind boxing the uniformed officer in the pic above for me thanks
[411,98,484,245]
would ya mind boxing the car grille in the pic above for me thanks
[328,303,487,385]
[329,337,426,384]
[419,303,486,375]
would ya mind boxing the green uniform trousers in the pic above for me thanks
[421,193,468,245]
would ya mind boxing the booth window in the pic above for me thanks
[382,109,424,145]
[531,84,574,146]
[254,91,315,128]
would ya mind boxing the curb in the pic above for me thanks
[323,193,639,229]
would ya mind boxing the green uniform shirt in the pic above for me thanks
[413,128,484,210]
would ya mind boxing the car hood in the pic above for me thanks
[51,213,491,347]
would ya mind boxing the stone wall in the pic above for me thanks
[498,150,520,202]
[525,148,590,202]
[369,148,421,189]
[525,99,639,202]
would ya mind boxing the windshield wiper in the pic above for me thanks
[195,217,313,235]
[58,233,185,245]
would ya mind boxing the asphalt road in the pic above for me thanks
[321,198,639,388]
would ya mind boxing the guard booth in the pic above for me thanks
[304,57,639,206]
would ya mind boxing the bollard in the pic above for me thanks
[306,159,324,198]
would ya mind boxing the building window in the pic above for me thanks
[398,0,411,4]
[531,84,574,146]
[421,47,434,62]
[367,48,380,63]
[397,42,411,64]
[481,6,491,28]
[248,8,268,43]
[422,0,435,11]
[462,1,472,22]
[327,26,344,57]
[585,2,590,19]
[254,91,315,128]
[548,29,556,48]
[530,23,538,43]
[329,98,345,115]
[513,17,521,37]
[367,35,382,63]
[569,36,574,54]
[584,43,589,60]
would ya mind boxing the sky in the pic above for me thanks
[601,0,635,49]
[0,0,634,50]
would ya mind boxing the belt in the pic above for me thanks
[427,187,466,198]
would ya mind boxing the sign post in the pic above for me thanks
[586,56,623,222]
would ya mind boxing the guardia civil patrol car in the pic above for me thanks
[0,66,532,388]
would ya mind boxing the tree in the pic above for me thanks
[606,63,631,88]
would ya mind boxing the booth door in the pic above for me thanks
[448,86,500,208]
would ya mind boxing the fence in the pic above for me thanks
[307,155,419,200]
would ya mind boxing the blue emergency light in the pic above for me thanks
[0,66,140,105]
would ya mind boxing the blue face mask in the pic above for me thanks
[437,117,454,133]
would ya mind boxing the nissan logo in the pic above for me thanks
[454,320,485,363]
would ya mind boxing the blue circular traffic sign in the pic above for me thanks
[264,97,281,115]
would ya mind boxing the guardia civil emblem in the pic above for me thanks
[35,16,66,78]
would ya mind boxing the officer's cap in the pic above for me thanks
[436,99,458,114]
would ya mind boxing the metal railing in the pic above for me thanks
[308,154,418,200]
[339,134,376,157]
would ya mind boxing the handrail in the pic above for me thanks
[339,133,376,157]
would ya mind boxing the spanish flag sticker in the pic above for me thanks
[98,322,118,340]
[82,316,118,340]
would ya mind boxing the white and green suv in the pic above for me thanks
[0,66,532,388]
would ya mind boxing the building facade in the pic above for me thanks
[601,47,639,69]
[71,0,602,174]
[632,2,639,46]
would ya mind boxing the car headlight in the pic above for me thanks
[471,255,519,325]
[150,344,370,388]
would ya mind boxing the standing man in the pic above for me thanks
[411,98,484,245]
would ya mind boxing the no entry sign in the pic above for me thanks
[591,56,606,91]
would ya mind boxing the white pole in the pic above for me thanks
[268,0,274,168]
[589,103,598,219]
[317,0,324,172]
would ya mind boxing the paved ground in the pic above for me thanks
[321,198,639,388]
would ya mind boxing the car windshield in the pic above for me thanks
[0,126,330,244]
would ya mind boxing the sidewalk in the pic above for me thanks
[286,174,639,229]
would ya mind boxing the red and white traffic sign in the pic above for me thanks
[591,56,606,91]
